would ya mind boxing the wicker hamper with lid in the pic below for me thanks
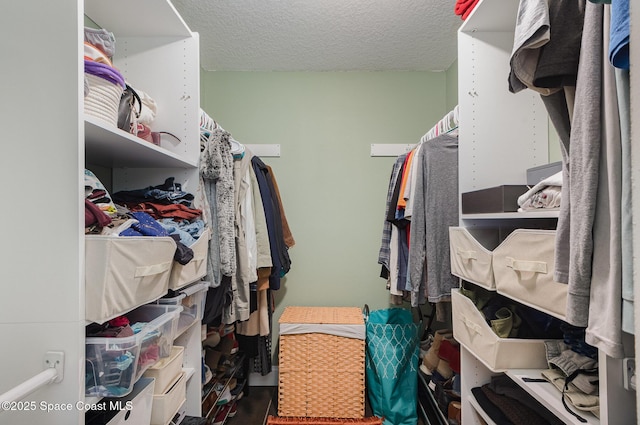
[278,307,365,419]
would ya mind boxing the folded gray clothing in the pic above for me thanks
[544,341,599,395]
[542,368,600,418]
[545,341,598,375]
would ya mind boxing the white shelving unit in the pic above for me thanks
[467,394,497,425]
[507,369,600,425]
[0,1,203,423]
[455,1,636,424]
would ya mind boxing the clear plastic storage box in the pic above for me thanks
[85,304,182,397]
[154,282,207,336]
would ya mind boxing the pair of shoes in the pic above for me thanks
[203,364,213,385]
[221,332,240,355]
[212,402,237,425]
[230,379,246,401]
[203,330,221,348]
[433,338,461,380]
[420,329,453,376]
[419,334,434,358]
[215,383,233,406]
[448,400,462,425]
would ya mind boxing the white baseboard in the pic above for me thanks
[249,365,279,387]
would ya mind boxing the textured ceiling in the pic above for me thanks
[172,0,462,72]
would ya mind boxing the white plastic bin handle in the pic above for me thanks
[135,261,172,278]
[456,248,478,261]
[505,257,547,274]
[191,255,206,264]
[461,314,482,336]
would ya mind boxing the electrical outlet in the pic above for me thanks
[623,357,635,391]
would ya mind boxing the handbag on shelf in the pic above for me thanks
[117,84,142,135]
[136,123,181,147]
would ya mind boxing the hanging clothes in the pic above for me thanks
[378,154,406,281]
[223,150,254,324]
[407,132,459,306]
[586,4,624,359]
[251,156,292,290]
[200,127,236,279]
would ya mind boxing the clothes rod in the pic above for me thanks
[370,144,414,157]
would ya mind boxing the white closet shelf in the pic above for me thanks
[183,367,195,382]
[468,392,497,425]
[85,0,192,38]
[506,369,600,425]
[85,116,198,169]
[459,0,518,33]
[462,210,560,219]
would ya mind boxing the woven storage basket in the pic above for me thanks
[278,307,365,419]
[84,71,123,127]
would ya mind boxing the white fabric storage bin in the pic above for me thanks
[492,229,567,320]
[151,372,186,425]
[104,377,155,425]
[452,289,549,371]
[168,227,210,290]
[155,282,208,336]
[449,227,499,289]
[143,345,184,395]
[86,235,177,324]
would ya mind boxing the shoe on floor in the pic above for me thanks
[212,402,237,425]
[215,385,232,406]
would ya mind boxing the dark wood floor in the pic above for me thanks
[230,386,379,424]
[230,386,277,425]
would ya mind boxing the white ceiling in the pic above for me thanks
[171,0,462,72]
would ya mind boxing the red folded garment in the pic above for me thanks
[462,0,480,20]
[454,0,475,15]
[85,199,112,227]
[130,202,202,221]
[454,0,480,20]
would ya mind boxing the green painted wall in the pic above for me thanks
[446,59,458,111]
[200,71,448,358]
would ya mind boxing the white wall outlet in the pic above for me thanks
[623,357,635,391]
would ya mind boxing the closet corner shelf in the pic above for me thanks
[85,116,197,169]
[506,369,600,425]
[461,210,560,220]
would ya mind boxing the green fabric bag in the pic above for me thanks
[365,307,420,425]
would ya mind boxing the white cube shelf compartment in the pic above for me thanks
[451,289,550,372]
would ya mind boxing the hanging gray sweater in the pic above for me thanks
[200,127,236,278]
[407,133,459,305]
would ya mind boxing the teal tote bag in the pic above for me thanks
[365,307,420,425]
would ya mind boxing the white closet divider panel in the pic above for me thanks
[112,34,201,163]
[458,32,548,194]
